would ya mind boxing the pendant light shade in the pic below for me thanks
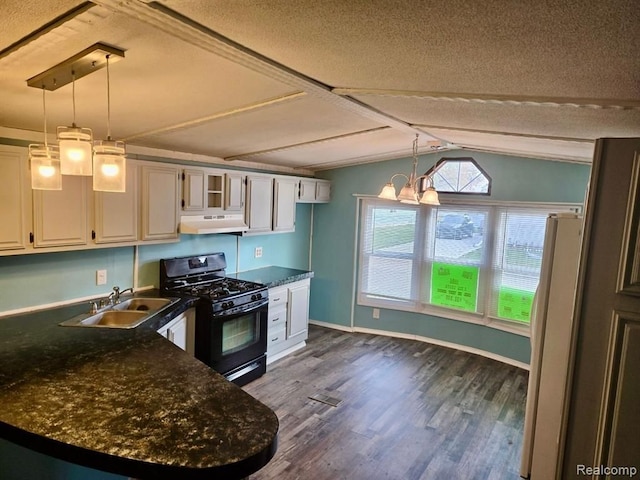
[58,72,93,176]
[93,54,126,193]
[29,87,62,190]
[58,125,93,175]
[93,140,126,192]
[29,144,62,190]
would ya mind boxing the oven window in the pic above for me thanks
[222,314,258,355]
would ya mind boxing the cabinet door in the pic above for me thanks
[182,168,205,211]
[298,179,317,202]
[94,162,138,244]
[0,146,31,251]
[225,172,245,212]
[168,316,188,351]
[246,175,273,233]
[287,280,310,342]
[33,175,88,248]
[273,178,297,232]
[316,180,331,202]
[141,164,180,241]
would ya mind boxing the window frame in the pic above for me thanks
[357,197,582,337]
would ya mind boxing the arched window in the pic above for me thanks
[420,157,491,195]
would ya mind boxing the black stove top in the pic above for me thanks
[159,253,268,316]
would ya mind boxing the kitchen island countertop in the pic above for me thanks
[0,291,278,479]
[234,266,314,288]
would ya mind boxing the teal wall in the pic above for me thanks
[0,205,311,313]
[310,149,592,365]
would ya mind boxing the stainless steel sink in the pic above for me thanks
[112,298,173,312]
[60,297,180,329]
[81,310,149,328]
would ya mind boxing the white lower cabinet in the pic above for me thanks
[266,278,311,363]
[157,308,195,355]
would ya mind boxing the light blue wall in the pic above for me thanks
[310,149,592,365]
[0,204,311,312]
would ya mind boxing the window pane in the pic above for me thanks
[361,204,417,301]
[492,210,548,323]
[427,209,488,313]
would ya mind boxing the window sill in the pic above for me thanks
[358,297,531,337]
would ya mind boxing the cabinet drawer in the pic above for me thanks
[268,323,286,347]
[269,286,288,308]
[268,305,287,328]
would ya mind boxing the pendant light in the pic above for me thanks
[29,87,62,190]
[377,134,440,206]
[93,54,126,192]
[58,71,93,176]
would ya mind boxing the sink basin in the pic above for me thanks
[60,297,180,329]
[113,298,173,312]
[81,310,149,328]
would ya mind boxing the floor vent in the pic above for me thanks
[308,393,342,407]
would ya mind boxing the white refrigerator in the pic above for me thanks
[520,213,583,479]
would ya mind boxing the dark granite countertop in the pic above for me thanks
[234,266,314,288]
[0,291,278,479]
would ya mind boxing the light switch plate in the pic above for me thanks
[255,247,263,258]
[96,269,107,285]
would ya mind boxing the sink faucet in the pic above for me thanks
[111,286,134,304]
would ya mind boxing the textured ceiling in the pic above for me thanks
[1,0,639,172]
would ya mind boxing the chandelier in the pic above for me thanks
[378,134,440,205]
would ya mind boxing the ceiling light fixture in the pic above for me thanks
[57,71,93,175]
[92,54,126,192]
[29,87,62,190]
[26,43,125,191]
[378,134,440,206]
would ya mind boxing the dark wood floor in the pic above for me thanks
[244,325,528,480]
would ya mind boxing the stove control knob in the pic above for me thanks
[251,294,257,301]
[222,302,228,309]
[256,293,262,300]
[228,301,234,308]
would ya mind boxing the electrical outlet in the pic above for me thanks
[96,269,107,286]
[254,247,263,258]
[372,308,380,319]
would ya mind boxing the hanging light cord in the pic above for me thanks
[71,71,77,127]
[106,54,111,140]
[42,86,48,148]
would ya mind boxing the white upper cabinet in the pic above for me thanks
[181,167,246,214]
[273,177,297,233]
[141,163,180,241]
[297,178,331,203]
[0,145,31,251]
[33,175,89,248]
[225,172,245,212]
[181,168,206,211]
[245,175,273,233]
[93,161,138,244]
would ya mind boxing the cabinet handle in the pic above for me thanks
[271,337,279,342]
[300,183,304,197]
[273,297,280,302]
[272,317,280,322]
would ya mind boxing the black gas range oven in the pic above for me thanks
[160,253,268,386]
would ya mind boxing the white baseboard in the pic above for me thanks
[308,319,530,371]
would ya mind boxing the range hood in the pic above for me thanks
[179,215,248,234]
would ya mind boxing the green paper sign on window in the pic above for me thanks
[498,287,534,323]
[431,263,479,312]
